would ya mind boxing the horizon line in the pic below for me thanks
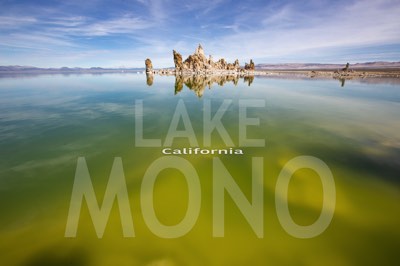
[2,61,400,70]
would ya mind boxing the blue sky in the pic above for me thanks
[0,0,399,68]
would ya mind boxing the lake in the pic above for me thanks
[0,73,399,266]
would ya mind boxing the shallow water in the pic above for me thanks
[0,73,399,266]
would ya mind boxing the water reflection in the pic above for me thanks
[146,74,255,97]
[339,78,346,87]
[176,75,255,97]
[1,73,400,266]
[244,75,254,86]
[146,73,154,86]
[22,247,88,266]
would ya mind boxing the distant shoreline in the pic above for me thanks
[1,66,399,80]
[256,69,400,79]
[0,67,144,75]
[2,61,400,73]
[153,68,400,80]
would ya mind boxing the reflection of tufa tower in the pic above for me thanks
[174,75,246,98]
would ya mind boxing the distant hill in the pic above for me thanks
[256,62,400,70]
[0,66,145,73]
[1,62,400,73]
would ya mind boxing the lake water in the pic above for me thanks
[0,73,399,266]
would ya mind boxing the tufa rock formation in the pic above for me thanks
[172,44,252,74]
[173,50,183,71]
[342,62,350,71]
[146,44,256,76]
[333,62,354,80]
[145,58,153,73]
[244,59,255,71]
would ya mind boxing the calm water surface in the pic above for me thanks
[0,73,399,266]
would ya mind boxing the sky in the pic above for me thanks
[0,0,399,68]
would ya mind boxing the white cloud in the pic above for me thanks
[45,16,87,27]
[0,16,37,28]
[63,15,153,36]
[1,0,399,66]
[202,0,400,63]
[0,33,76,50]
[136,0,168,21]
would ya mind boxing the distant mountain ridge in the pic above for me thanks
[1,61,400,72]
[256,61,400,70]
[0,66,145,72]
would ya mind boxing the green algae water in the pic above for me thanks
[0,73,399,266]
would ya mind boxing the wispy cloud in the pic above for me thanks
[136,0,168,21]
[45,16,87,27]
[0,16,37,28]
[203,0,400,63]
[0,12,153,58]
[180,0,227,15]
[0,0,399,67]
[52,15,153,36]
[1,33,76,50]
